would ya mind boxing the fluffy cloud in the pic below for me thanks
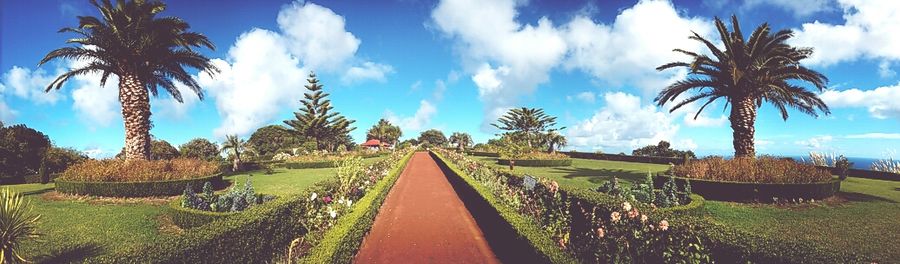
[568,91,596,104]
[385,100,437,133]
[742,0,834,17]
[795,135,833,149]
[819,83,900,119]
[1,66,65,105]
[791,0,900,67]
[567,92,679,150]
[203,1,391,138]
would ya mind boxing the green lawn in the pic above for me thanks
[471,155,900,262]
[472,156,670,189]
[7,160,379,263]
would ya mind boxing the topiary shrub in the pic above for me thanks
[55,174,225,198]
[60,158,219,182]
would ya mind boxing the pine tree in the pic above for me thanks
[284,72,356,151]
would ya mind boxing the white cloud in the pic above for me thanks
[791,0,900,66]
[1,66,65,104]
[65,58,121,127]
[385,100,437,133]
[0,96,15,123]
[742,0,834,17]
[795,135,833,149]
[277,1,359,72]
[574,91,596,104]
[567,92,679,150]
[820,83,900,119]
[879,61,896,78]
[342,62,393,84]
[846,133,900,139]
[152,82,201,120]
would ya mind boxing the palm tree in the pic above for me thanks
[492,107,563,148]
[655,15,829,157]
[222,135,250,172]
[542,131,567,153]
[448,132,473,151]
[366,119,402,147]
[39,0,218,160]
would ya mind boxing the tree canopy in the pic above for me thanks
[179,138,220,161]
[417,129,447,147]
[284,72,355,151]
[492,107,563,148]
[366,119,402,147]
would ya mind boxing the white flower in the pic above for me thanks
[310,192,318,201]
[346,199,353,207]
[623,201,632,211]
[328,207,337,218]
[641,214,648,223]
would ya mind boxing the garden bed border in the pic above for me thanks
[653,175,841,202]
[496,158,573,167]
[55,174,226,198]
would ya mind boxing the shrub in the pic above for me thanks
[43,147,89,174]
[181,180,274,213]
[871,157,900,174]
[60,158,219,182]
[0,189,40,263]
[179,138,221,161]
[597,173,692,209]
[55,174,225,197]
[671,156,832,183]
[497,158,572,167]
[835,155,852,180]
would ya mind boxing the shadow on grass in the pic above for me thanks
[22,187,55,196]
[839,191,896,203]
[550,167,646,185]
[34,243,103,264]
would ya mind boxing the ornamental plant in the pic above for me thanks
[61,158,218,182]
[672,156,831,183]
[181,179,273,212]
[0,189,40,263]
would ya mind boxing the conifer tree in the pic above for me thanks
[284,72,355,150]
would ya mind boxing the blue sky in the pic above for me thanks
[1,0,898,159]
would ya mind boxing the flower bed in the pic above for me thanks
[91,149,414,263]
[654,175,841,202]
[497,158,573,167]
[170,180,276,228]
[434,149,709,263]
[55,173,225,197]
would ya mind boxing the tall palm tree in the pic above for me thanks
[492,107,563,148]
[222,135,250,172]
[656,15,829,157]
[39,0,218,160]
[448,132,473,151]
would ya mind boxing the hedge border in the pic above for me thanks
[93,151,414,264]
[816,165,900,181]
[466,151,500,157]
[300,151,414,263]
[166,197,236,229]
[281,160,338,169]
[55,174,225,198]
[497,158,573,167]
[432,151,579,264]
[561,151,687,165]
[654,175,841,202]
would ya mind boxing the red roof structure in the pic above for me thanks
[362,139,383,147]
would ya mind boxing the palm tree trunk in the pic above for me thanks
[120,74,152,160]
[729,97,757,157]
[232,153,241,172]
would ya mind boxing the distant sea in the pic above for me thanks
[697,155,883,170]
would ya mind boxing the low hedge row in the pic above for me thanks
[432,152,579,264]
[466,151,500,157]
[55,174,226,198]
[300,151,414,263]
[166,198,235,229]
[816,165,900,181]
[561,151,687,165]
[654,175,841,202]
[497,158,573,167]
[281,160,338,169]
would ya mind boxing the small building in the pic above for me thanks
[361,139,386,150]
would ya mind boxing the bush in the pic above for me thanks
[283,161,338,169]
[60,158,219,182]
[55,174,225,197]
[0,123,50,182]
[0,189,40,263]
[497,158,572,167]
[181,180,274,213]
[672,156,832,183]
[179,138,221,161]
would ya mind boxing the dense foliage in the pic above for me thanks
[417,129,447,147]
[182,181,274,212]
[672,156,832,183]
[0,123,50,179]
[365,119,402,147]
[0,189,40,263]
[632,141,696,159]
[150,140,180,160]
[248,125,301,159]
[435,149,710,263]
[284,73,356,151]
[60,158,218,182]
[179,138,220,161]
[448,132,473,151]
[492,107,564,149]
[222,135,252,172]
[597,173,692,208]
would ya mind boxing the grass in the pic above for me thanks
[470,155,900,262]
[6,157,388,263]
[472,156,670,189]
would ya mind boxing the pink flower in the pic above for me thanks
[628,208,639,219]
[659,220,669,231]
[596,227,605,238]
[557,238,567,249]
[610,212,621,222]
[323,196,333,204]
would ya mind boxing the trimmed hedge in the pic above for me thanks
[167,197,235,229]
[300,151,414,263]
[655,175,841,202]
[282,160,338,169]
[466,151,500,157]
[497,158,573,167]
[561,151,687,165]
[55,174,226,198]
[816,165,900,181]
[432,152,579,264]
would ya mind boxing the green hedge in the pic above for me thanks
[432,152,579,264]
[654,175,841,202]
[166,198,236,229]
[466,151,500,157]
[300,152,414,263]
[55,174,225,197]
[496,158,573,167]
[282,160,338,169]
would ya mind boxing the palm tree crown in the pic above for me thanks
[39,0,218,160]
[655,15,829,157]
[492,107,563,148]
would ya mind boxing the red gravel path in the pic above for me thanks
[354,152,500,264]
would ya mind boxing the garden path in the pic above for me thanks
[354,152,500,263]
